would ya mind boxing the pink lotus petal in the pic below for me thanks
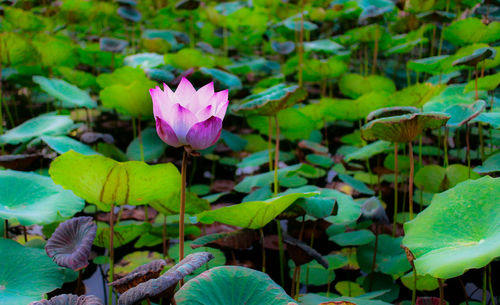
[156,116,181,147]
[163,83,176,102]
[196,82,215,108]
[168,103,197,143]
[186,116,223,150]
[195,105,213,121]
[175,77,198,108]
[215,99,229,119]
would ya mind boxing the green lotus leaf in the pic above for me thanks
[339,174,375,195]
[94,221,150,248]
[49,150,180,211]
[302,57,348,81]
[165,48,215,70]
[339,74,396,99]
[366,106,419,122]
[175,266,296,305]
[191,229,259,250]
[149,191,210,215]
[361,112,450,142]
[271,41,295,55]
[97,66,156,118]
[197,192,316,229]
[56,67,98,90]
[445,164,480,188]
[299,293,392,305]
[0,238,77,305]
[407,55,450,75]
[303,39,344,54]
[322,92,391,121]
[39,136,99,156]
[444,18,500,46]
[0,32,39,66]
[126,128,166,162]
[233,84,307,116]
[321,188,362,225]
[344,141,393,162]
[33,76,97,109]
[225,58,280,75]
[414,165,446,193]
[234,164,303,192]
[123,53,164,69]
[424,84,488,112]
[237,150,294,168]
[289,254,348,286]
[306,154,334,168]
[0,170,84,225]
[389,83,445,107]
[452,47,497,67]
[32,34,78,68]
[443,100,486,127]
[403,176,500,278]
[464,72,500,93]
[117,6,141,22]
[471,112,500,129]
[358,235,411,277]
[401,271,439,291]
[100,37,128,53]
[0,114,74,145]
[474,151,500,174]
[199,67,242,92]
[114,251,164,277]
[329,230,375,246]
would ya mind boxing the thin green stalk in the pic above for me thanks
[162,214,167,258]
[298,0,304,87]
[295,266,301,300]
[260,228,266,273]
[439,278,445,305]
[393,142,399,236]
[274,116,280,194]
[409,141,414,220]
[489,264,496,305]
[444,128,449,167]
[179,150,188,263]
[459,276,469,305]
[411,267,417,305]
[108,203,115,305]
[479,123,485,162]
[466,125,471,178]
[483,267,487,305]
[418,135,423,168]
[276,220,285,287]
[268,117,273,171]
[3,219,7,238]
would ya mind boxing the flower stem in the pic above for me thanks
[483,267,487,305]
[438,278,445,305]
[274,115,280,195]
[411,267,417,305]
[276,220,285,287]
[268,117,273,172]
[179,150,188,262]
[3,219,7,238]
[443,128,449,167]
[459,276,469,305]
[298,0,304,87]
[259,228,266,273]
[162,214,167,258]
[409,141,414,220]
[108,203,115,305]
[393,142,399,236]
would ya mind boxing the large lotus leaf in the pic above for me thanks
[33,76,97,109]
[165,48,215,70]
[237,150,294,168]
[322,92,391,121]
[319,189,362,225]
[175,266,296,305]
[246,107,316,141]
[233,84,307,116]
[424,84,488,112]
[40,136,99,156]
[464,72,500,93]
[414,165,446,193]
[117,6,142,22]
[0,32,39,66]
[472,112,500,129]
[225,58,280,75]
[407,55,450,75]
[358,235,411,277]
[199,67,242,92]
[330,230,375,247]
[400,271,439,291]
[0,115,74,145]
[452,47,497,67]
[191,229,259,250]
[300,293,392,305]
[339,74,396,99]
[100,37,128,53]
[118,252,214,305]
[366,106,419,121]
[302,57,348,81]
[30,294,103,305]
[124,53,164,69]
[0,170,84,225]
[235,164,305,193]
[443,100,486,127]
[0,238,77,305]
[445,164,479,188]
[338,174,375,195]
[303,39,344,54]
[45,217,96,271]
[97,66,156,117]
[32,34,78,68]
[126,128,166,161]
[389,83,445,107]
[344,141,393,162]
[149,191,210,215]
[361,112,449,142]
[114,251,164,277]
[444,18,500,46]
[474,151,500,174]
[289,254,348,286]
[403,176,500,278]
[94,221,150,248]
[272,42,294,56]
[49,150,180,211]
[197,192,316,229]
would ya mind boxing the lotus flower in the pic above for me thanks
[150,78,229,151]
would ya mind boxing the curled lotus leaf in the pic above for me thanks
[360,196,389,224]
[444,100,486,127]
[403,176,500,279]
[361,112,450,143]
[99,37,128,53]
[190,229,259,250]
[283,235,328,268]
[29,294,103,305]
[175,266,296,305]
[45,216,97,271]
[118,252,214,305]
[452,47,497,67]
[366,106,419,122]
[117,6,141,22]
[271,41,295,55]
[110,259,166,293]
[232,84,308,116]
[175,0,200,10]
